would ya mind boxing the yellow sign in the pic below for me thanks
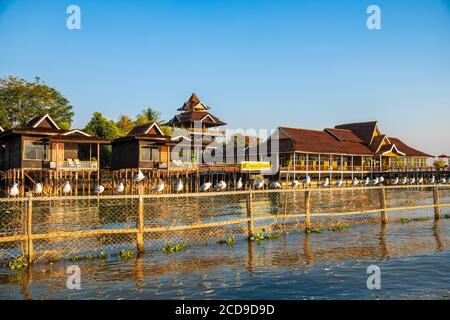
[240,161,272,171]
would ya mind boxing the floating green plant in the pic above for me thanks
[413,217,428,222]
[249,232,265,241]
[328,222,350,231]
[218,237,235,245]
[249,232,280,241]
[267,232,280,240]
[400,217,411,224]
[162,241,188,253]
[98,251,106,259]
[8,256,29,270]
[444,214,450,219]
[119,249,134,258]
[305,227,323,234]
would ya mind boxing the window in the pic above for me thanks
[24,141,48,160]
[140,145,160,162]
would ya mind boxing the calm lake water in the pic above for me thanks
[1,214,450,300]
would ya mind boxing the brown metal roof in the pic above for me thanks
[325,128,364,143]
[334,121,378,145]
[279,127,374,155]
[387,137,433,157]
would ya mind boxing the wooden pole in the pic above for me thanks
[246,189,254,239]
[433,186,441,220]
[136,192,145,253]
[379,186,388,224]
[305,190,312,230]
[26,193,33,263]
[97,143,100,182]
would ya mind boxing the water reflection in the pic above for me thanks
[1,217,449,300]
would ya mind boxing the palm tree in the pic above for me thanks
[136,106,163,125]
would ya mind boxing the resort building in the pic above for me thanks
[266,121,433,178]
[0,114,109,176]
[111,122,175,171]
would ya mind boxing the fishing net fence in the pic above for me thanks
[0,185,449,264]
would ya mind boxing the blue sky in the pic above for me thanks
[0,0,449,155]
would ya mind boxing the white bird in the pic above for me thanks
[371,177,379,185]
[33,183,43,194]
[215,180,227,191]
[410,177,416,185]
[134,170,145,182]
[116,182,125,193]
[269,181,282,189]
[236,177,243,190]
[94,185,105,194]
[253,179,265,190]
[417,177,424,185]
[363,177,370,186]
[320,178,329,188]
[175,179,184,192]
[391,177,399,185]
[351,177,359,186]
[200,182,212,192]
[154,180,165,192]
[62,181,71,194]
[302,176,311,187]
[290,180,300,188]
[9,182,19,197]
[401,177,408,185]
[439,177,446,184]
[429,176,435,184]
[334,178,343,188]
[379,176,385,184]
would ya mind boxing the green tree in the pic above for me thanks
[433,159,446,170]
[116,114,134,136]
[135,106,163,125]
[84,112,120,168]
[0,76,74,129]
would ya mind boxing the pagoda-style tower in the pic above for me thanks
[167,93,226,134]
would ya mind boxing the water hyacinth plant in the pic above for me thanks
[119,249,134,258]
[8,256,28,270]
[162,241,188,253]
[218,237,235,245]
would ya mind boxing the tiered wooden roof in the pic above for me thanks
[167,93,226,128]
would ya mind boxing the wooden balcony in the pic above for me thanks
[50,160,98,171]
[187,128,225,136]
[280,164,434,173]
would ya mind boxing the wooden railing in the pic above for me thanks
[55,160,97,170]
[281,165,434,172]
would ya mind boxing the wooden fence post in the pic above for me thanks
[380,187,388,224]
[246,189,254,239]
[136,193,145,252]
[25,192,33,263]
[433,186,441,220]
[304,190,312,230]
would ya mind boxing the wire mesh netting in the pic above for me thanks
[0,185,449,264]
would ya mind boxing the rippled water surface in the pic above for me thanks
[1,216,450,300]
